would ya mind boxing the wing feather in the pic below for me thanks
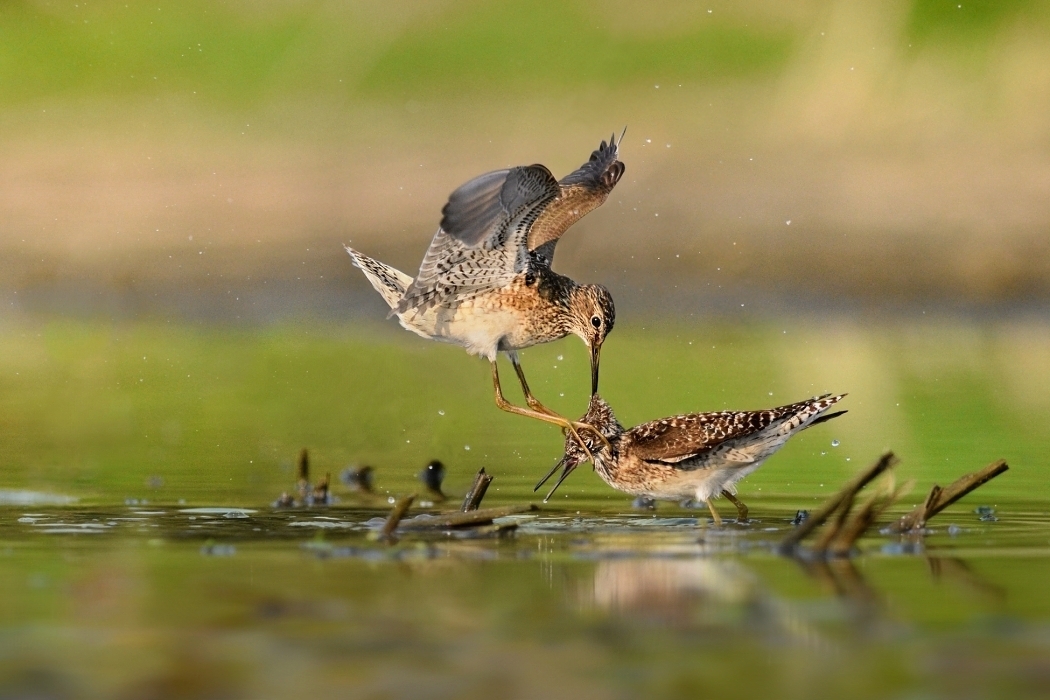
[628,395,843,464]
[526,133,625,254]
[397,164,558,314]
[629,411,782,464]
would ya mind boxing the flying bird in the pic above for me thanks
[347,133,625,450]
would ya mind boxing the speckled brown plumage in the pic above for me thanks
[345,135,624,444]
[541,393,847,524]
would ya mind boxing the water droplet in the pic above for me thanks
[831,440,840,447]
[464,445,471,451]
[768,392,773,396]
[557,355,563,361]
[437,410,445,416]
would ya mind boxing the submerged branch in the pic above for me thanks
[376,493,416,542]
[400,504,536,530]
[779,451,899,551]
[461,468,494,512]
[892,460,1008,532]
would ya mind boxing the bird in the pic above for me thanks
[536,393,847,525]
[346,134,625,451]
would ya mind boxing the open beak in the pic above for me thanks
[534,455,566,493]
[590,342,602,396]
[543,458,581,503]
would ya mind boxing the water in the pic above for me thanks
[3,499,1050,699]
[2,317,1049,698]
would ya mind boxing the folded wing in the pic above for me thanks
[629,410,783,465]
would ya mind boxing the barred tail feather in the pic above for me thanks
[344,246,413,311]
[799,394,848,431]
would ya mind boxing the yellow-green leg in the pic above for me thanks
[706,500,724,527]
[722,490,749,521]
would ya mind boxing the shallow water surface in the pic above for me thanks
[3,497,1050,700]
[2,317,1049,698]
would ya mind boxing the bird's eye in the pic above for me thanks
[524,272,535,286]
[591,316,602,329]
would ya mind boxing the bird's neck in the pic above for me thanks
[591,440,622,484]
[533,267,578,317]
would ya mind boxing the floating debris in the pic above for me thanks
[296,448,310,501]
[779,452,904,557]
[340,465,375,493]
[461,468,493,512]
[891,460,1008,532]
[372,494,416,544]
[782,453,1010,557]
[273,449,343,506]
[633,496,656,510]
[309,472,333,506]
[272,493,295,508]
[400,504,536,531]
[791,510,809,526]
[418,460,447,501]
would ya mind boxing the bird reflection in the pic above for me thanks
[584,558,828,649]
[589,558,758,613]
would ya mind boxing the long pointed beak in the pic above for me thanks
[534,456,566,492]
[543,459,579,503]
[590,342,602,396]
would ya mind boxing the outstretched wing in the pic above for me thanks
[527,132,625,259]
[396,164,559,315]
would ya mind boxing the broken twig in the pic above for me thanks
[375,493,416,542]
[461,468,493,512]
[779,451,899,551]
[892,459,1008,532]
[826,479,911,556]
[400,504,536,531]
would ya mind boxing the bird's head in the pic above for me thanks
[568,284,616,395]
[536,394,623,502]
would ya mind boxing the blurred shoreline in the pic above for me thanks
[5,1,1050,317]
[4,275,1049,326]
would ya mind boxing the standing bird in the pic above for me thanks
[538,393,847,525]
[346,135,624,449]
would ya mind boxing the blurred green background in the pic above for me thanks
[2,0,1049,504]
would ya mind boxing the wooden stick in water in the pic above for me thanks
[400,504,536,530]
[779,451,899,550]
[296,448,310,499]
[827,480,911,556]
[461,468,493,512]
[892,460,1008,532]
[378,494,416,542]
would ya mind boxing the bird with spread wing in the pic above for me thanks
[346,133,625,450]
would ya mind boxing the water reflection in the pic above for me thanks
[927,556,1006,605]
[588,558,757,612]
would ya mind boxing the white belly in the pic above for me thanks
[397,304,519,361]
